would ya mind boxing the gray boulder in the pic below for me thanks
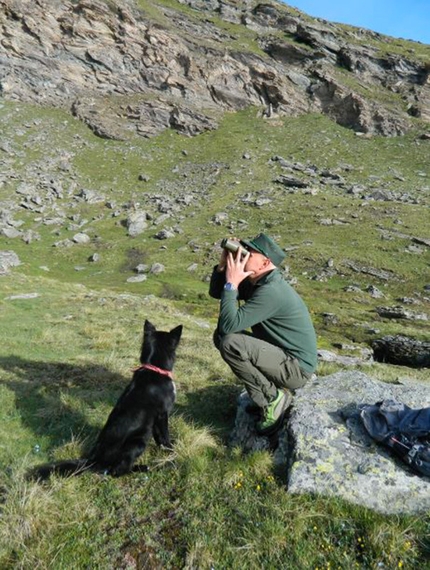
[155,228,175,240]
[372,335,430,368]
[72,232,91,244]
[317,349,372,366]
[1,227,21,239]
[230,371,430,514]
[376,305,428,321]
[126,211,149,237]
[0,250,21,274]
[149,263,165,275]
[127,274,147,283]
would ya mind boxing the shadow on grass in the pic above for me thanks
[0,355,128,450]
[0,355,242,457]
[176,383,242,441]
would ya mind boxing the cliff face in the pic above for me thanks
[1,0,429,139]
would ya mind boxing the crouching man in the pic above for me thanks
[209,233,317,434]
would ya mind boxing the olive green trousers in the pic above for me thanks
[215,332,310,409]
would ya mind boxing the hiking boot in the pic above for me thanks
[256,389,292,435]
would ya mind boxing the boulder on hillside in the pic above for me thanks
[376,305,428,321]
[72,232,91,244]
[126,211,149,237]
[230,371,430,514]
[0,250,21,275]
[372,335,430,368]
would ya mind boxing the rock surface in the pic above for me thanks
[230,371,430,514]
[0,0,428,139]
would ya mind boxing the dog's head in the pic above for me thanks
[140,320,183,368]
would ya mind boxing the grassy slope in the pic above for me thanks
[0,65,429,567]
[0,276,429,569]
[1,100,429,339]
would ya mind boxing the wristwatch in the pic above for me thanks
[224,282,237,291]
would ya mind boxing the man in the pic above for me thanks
[209,233,317,434]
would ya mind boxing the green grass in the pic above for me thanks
[0,278,429,568]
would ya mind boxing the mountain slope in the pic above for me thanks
[1,0,429,140]
[0,0,429,352]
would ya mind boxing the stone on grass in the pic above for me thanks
[150,263,165,274]
[372,335,430,368]
[230,371,430,514]
[155,229,175,240]
[5,292,39,300]
[0,250,21,274]
[127,211,148,237]
[287,372,430,514]
[1,227,21,239]
[72,232,91,244]
[127,274,147,283]
[135,264,149,274]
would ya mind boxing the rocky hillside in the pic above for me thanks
[1,0,429,140]
[0,0,429,357]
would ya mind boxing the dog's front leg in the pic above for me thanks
[153,412,172,449]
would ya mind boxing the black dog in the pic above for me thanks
[29,320,182,479]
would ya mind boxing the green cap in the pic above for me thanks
[240,233,285,266]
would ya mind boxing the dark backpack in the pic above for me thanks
[360,400,430,478]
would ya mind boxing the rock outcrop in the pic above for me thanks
[1,0,428,139]
[230,371,430,514]
[373,335,430,368]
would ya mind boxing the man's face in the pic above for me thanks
[244,248,269,276]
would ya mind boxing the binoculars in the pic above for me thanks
[221,238,247,257]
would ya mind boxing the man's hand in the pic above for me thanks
[225,249,254,288]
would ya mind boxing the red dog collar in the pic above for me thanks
[134,363,173,379]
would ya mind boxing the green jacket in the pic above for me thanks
[209,268,317,374]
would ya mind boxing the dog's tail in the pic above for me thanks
[27,459,93,481]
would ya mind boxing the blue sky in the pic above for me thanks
[285,1,430,44]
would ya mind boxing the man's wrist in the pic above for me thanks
[224,282,237,291]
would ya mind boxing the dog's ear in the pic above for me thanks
[144,320,156,335]
[169,324,183,345]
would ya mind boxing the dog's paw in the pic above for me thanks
[132,464,150,473]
